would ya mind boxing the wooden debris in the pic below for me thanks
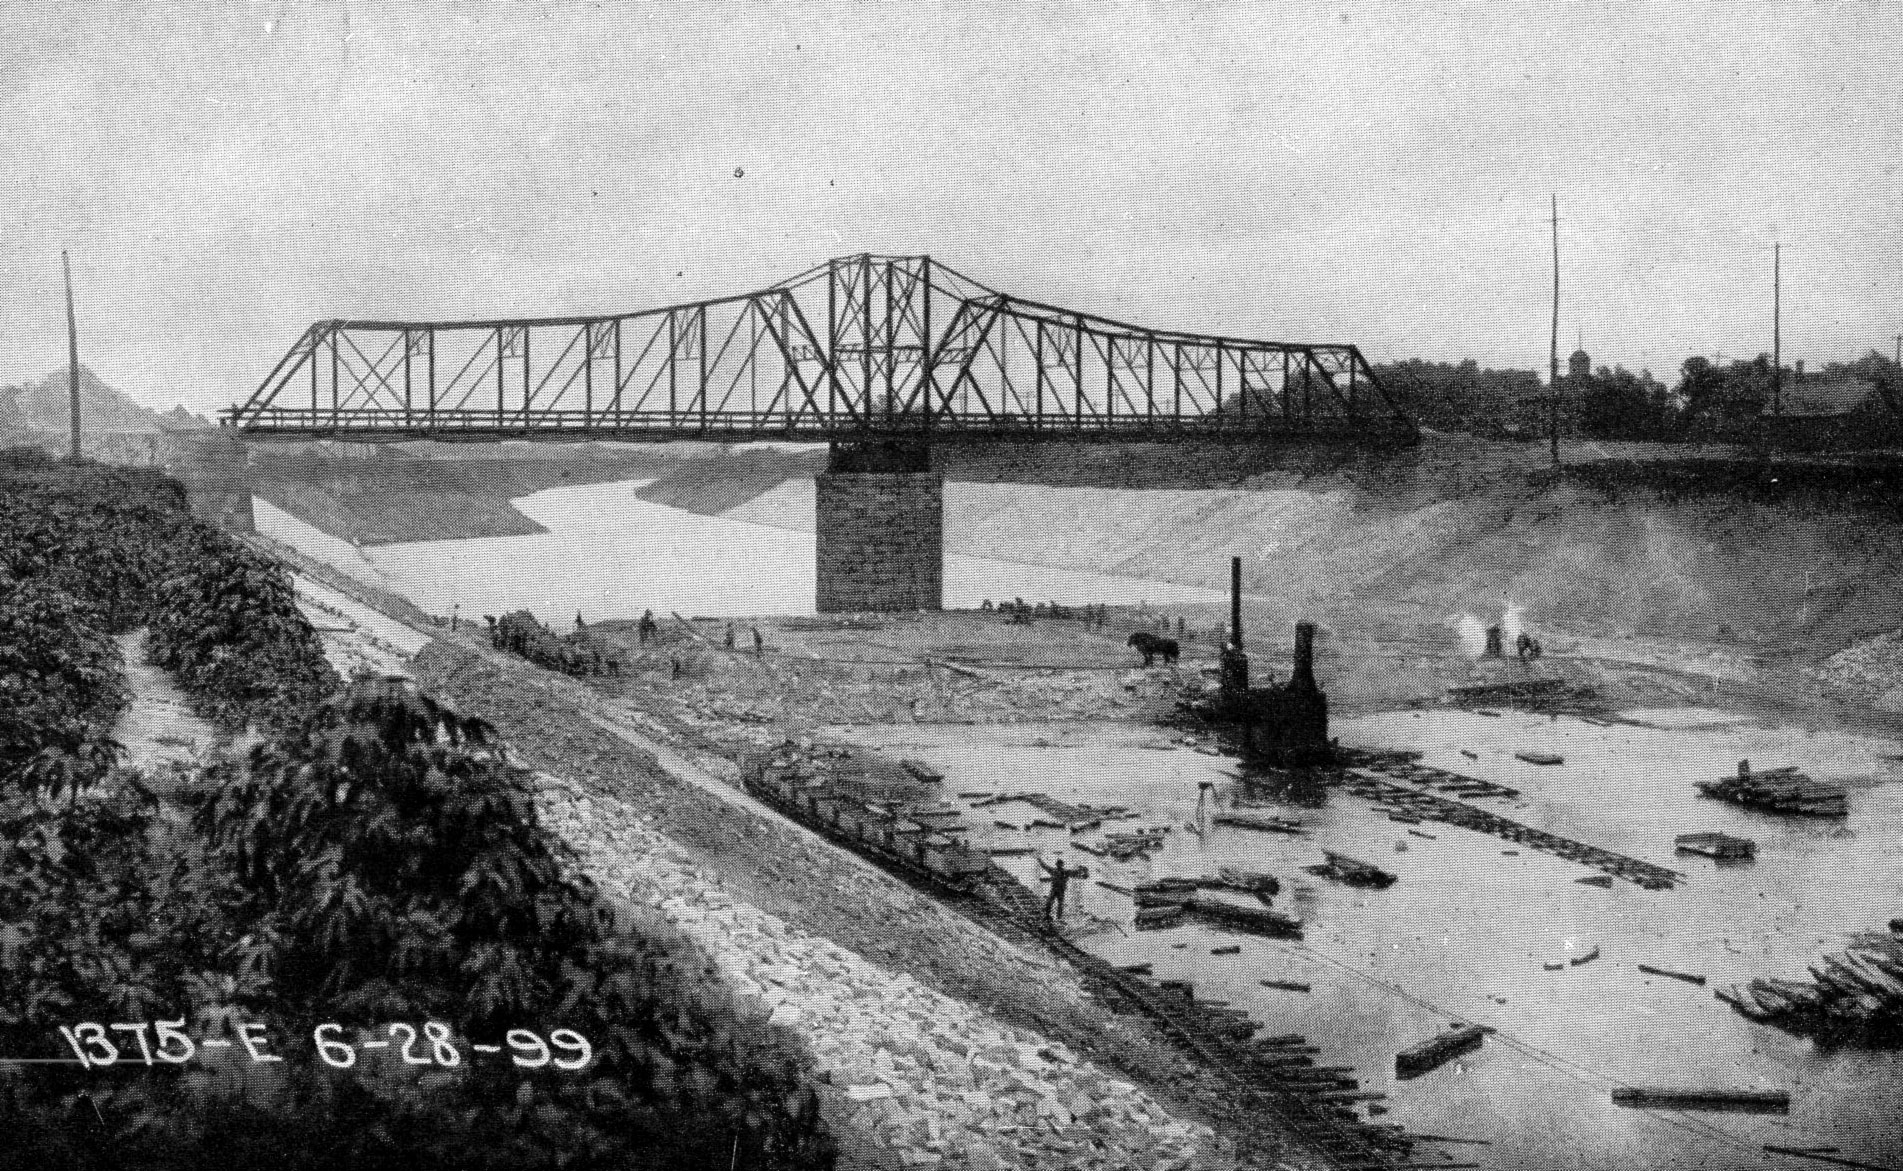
[1717,925,1903,1036]
[1306,851,1397,889]
[1212,866,1282,898]
[1638,963,1706,986]
[1611,1087,1789,1114]
[1575,875,1614,888]
[1213,810,1306,835]
[1406,829,1437,840]
[1260,979,1312,993]
[1570,946,1601,966]
[1515,751,1565,766]
[1211,944,1242,956]
[1395,1024,1489,1079]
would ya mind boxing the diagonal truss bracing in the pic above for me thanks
[228,254,1416,445]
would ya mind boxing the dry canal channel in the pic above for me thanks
[253,476,1903,1171]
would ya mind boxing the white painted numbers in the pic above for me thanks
[59,1021,590,1072]
[311,1023,590,1070]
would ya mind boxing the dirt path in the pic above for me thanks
[112,630,222,773]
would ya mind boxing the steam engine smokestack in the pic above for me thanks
[1231,556,1243,650]
[1292,621,1316,691]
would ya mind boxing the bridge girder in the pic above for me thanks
[225,254,1416,445]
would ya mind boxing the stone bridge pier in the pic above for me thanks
[815,441,943,613]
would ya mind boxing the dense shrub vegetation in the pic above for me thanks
[195,680,832,1169]
[1,453,834,1169]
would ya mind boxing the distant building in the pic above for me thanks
[1773,360,1878,419]
[1568,347,1591,386]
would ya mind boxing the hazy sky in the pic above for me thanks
[3,1,1899,415]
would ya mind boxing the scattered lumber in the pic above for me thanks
[1570,946,1601,966]
[1514,751,1564,766]
[1212,810,1306,835]
[1212,866,1282,898]
[1449,677,1603,714]
[1395,1024,1489,1079]
[1575,875,1614,888]
[900,759,944,783]
[1762,1145,1901,1171]
[1638,963,1707,986]
[1211,944,1242,956]
[1305,851,1398,889]
[1696,762,1847,818]
[1260,979,1312,993]
[1611,1087,1789,1114]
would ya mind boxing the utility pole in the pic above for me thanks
[63,250,81,462]
[1548,195,1560,467]
[1771,243,1781,417]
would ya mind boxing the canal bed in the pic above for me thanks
[839,710,1903,1171]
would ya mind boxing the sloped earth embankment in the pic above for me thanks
[688,445,1903,712]
[412,641,1307,1171]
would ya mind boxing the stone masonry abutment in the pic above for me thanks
[815,442,943,613]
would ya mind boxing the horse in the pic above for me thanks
[1127,631,1179,667]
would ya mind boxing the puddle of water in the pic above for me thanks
[842,714,1903,1171]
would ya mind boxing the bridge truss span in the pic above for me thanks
[228,254,1416,445]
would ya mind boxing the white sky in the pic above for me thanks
[3,1,1898,414]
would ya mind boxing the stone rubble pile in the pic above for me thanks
[1812,630,1903,713]
[535,774,1243,1171]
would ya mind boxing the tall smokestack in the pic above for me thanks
[1292,621,1316,691]
[1231,556,1243,650]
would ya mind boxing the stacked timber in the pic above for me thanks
[1673,831,1755,860]
[1611,1087,1788,1114]
[1132,878,1200,909]
[1182,890,1304,937]
[1304,850,1398,889]
[1715,927,1903,1037]
[1695,763,1847,818]
[1395,1024,1489,1079]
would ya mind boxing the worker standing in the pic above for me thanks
[1037,852,1079,923]
[725,622,736,650]
[752,627,764,658]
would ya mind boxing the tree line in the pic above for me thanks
[1372,350,1902,442]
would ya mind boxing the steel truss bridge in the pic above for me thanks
[226,255,1416,445]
